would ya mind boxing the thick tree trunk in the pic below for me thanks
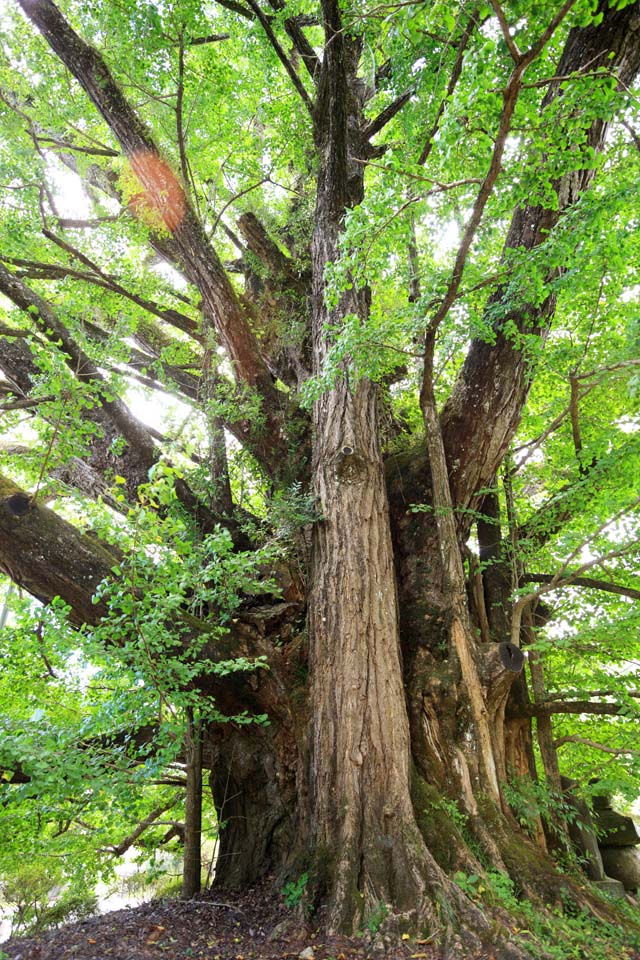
[305,8,449,933]
[208,719,302,888]
[308,373,436,929]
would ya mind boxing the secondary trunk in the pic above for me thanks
[182,709,203,899]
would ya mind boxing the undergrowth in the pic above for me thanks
[455,868,640,960]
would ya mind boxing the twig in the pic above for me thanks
[554,735,640,757]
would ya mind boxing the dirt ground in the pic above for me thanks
[0,880,439,960]
[3,880,639,960]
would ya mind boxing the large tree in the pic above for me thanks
[1,0,640,953]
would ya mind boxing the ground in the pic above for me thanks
[0,881,430,960]
[3,881,640,960]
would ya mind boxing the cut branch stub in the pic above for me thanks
[498,641,525,673]
[5,492,31,517]
[333,445,367,483]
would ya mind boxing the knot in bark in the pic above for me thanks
[333,445,367,484]
[4,492,31,517]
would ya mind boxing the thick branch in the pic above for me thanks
[0,472,119,621]
[264,0,319,80]
[512,700,637,719]
[364,88,413,139]
[104,800,180,857]
[17,0,292,478]
[188,33,230,46]
[83,318,200,401]
[439,3,640,515]
[244,0,314,113]
[0,394,57,411]
[0,472,293,693]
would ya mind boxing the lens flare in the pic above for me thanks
[127,151,186,233]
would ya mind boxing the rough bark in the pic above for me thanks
[306,4,450,932]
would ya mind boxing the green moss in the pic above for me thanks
[411,774,467,873]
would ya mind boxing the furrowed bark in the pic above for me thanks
[0,472,118,622]
[306,2,488,939]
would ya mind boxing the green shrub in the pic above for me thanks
[0,864,97,935]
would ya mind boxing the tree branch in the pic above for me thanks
[0,394,57,411]
[176,32,191,193]
[424,0,579,341]
[521,572,640,602]
[0,262,159,463]
[554,735,640,758]
[364,88,413,139]
[439,3,640,516]
[512,700,638,719]
[510,508,640,647]
[0,265,249,538]
[489,0,521,64]
[102,800,180,857]
[243,0,314,115]
[418,7,480,165]
[511,381,597,474]
[17,0,292,480]
[266,0,320,80]
[187,33,230,46]
[2,250,199,340]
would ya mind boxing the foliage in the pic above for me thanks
[454,869,640,960]
[0,863,97,936]
[503,775,581,835]
[361,901,389,937]
[282,872,309,910]
[0,468,267,926]
[0,0,638,947]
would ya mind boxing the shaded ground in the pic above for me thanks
[0,880,436,960]
[4,880,640,960]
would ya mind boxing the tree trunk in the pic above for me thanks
[182,709,203,899]
[305,8,452,933]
